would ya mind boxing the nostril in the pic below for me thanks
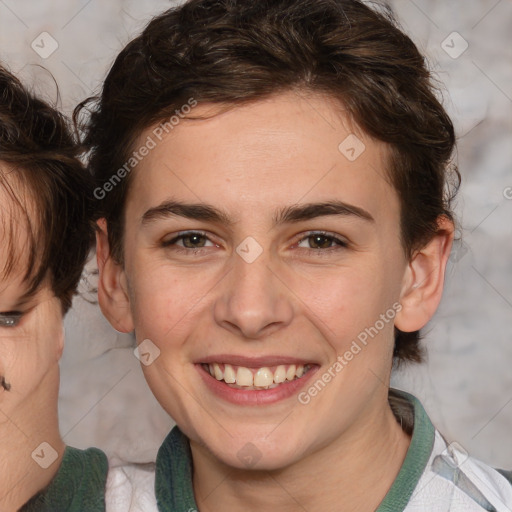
[1,376,11,391]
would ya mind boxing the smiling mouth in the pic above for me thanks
[201,362,314,390]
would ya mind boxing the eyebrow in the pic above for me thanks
[142,201,232,226]
[141,199,374,227]
[274,201,374,224]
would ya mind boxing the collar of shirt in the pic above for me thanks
[154,388,435,511]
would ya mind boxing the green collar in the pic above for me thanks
[155,389,435,511]
[376,389,435,511]
[20,446,108,512]
[156,427,195,508]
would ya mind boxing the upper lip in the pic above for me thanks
[196,354,318,367]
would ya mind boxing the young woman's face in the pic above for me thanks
[113,92,411,469]
[0,183,63,417]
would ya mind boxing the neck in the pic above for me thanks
[191,394,410,512]
[0,368,65,512]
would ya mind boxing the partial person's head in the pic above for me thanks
[85,0,458,470]
[0,65,94,413]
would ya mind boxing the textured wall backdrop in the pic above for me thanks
[1,0,511,468]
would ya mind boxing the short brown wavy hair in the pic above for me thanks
[0,65,94,313]
[77,0,459,364]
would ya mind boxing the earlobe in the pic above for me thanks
[395,216,454,333]
[96,218,134,333]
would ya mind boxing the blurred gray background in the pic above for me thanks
[1,0,511,468]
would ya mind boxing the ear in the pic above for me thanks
[395,216,454,333]
[96,218,134,333]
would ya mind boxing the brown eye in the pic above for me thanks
[308,234,334,249]
[161,231,217,251]
[181,233,208,248]
[297,232,348,250]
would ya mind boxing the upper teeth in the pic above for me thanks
[205,363,309,388]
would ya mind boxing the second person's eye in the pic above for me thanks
[0,312,23,328]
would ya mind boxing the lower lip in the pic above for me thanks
[196,364,319,405]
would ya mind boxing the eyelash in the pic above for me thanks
[0,312,23,328]
[161,230,348,255]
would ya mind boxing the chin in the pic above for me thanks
[196,427,306,472]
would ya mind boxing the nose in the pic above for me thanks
[213,248,294,340]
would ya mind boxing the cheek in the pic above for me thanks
[128,261,210,349]
[292,261,397,351]
[18,304,62,379]
[0,334,57,398]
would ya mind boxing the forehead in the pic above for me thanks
[127,91,397,225]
